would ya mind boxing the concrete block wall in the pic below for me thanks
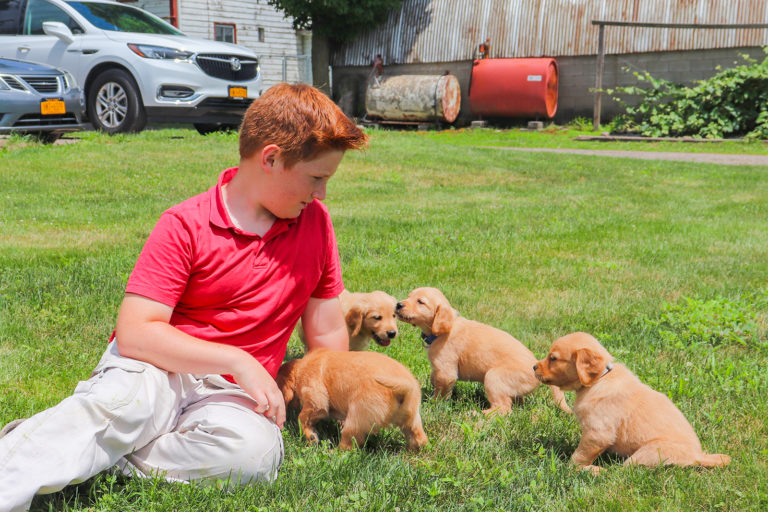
[333,46,765,125]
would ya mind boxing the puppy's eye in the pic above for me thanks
[549,355,557,361]
[373,315,382,320]
[417,299,424,305]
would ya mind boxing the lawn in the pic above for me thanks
[0,128,766,511]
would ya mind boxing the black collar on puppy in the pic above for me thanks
[421,332,438,346]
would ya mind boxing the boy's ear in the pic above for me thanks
[432,304,456,336]
[260,144,281,173]
[345,305,364,337]
[573,348,607,387]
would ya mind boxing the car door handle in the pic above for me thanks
[18,46,30,53]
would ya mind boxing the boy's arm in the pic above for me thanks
[300,296,349,351]
[115,293,285,427]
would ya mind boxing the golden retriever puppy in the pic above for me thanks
[298,289,398,351]
[340,289,399,350]
[534,332,731,472]
[276,348,428,451]
[395,287,571,415]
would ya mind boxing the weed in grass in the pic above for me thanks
[643,291,768,350]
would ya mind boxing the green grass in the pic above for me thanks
[1,128,766,511]
[414,125,768,155]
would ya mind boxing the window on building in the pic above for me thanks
[214,22,236,43]
[257,27,265,42]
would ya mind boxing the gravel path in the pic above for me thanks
[477,146,768,167]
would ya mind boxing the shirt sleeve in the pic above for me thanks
[311,208,345,299]
[125,211,193,308]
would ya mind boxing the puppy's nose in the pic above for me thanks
[532,364,538,371]
[386,330,396,339]
[396,302,404,310]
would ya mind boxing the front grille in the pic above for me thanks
[1,75,26,90]
[14,113,78,127]
[22,76,60,93]
[196,54,258,82]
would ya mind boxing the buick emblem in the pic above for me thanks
[229,57,242,71]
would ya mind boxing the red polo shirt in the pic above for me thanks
[124,167,344,379]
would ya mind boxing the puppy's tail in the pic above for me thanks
[548,385,573,414]
[375,375,419,402]
[696,453,731,468]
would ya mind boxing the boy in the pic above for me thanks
[0,83,367,512]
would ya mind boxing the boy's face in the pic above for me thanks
[265,149,345,219]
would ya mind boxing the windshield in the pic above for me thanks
[65,1,183,35]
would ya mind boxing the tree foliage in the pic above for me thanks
[267,0,403,43]
[609,50,768,139]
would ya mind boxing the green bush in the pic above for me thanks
[609,50,768,139]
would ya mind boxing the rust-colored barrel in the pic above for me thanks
[366,74,461,123]
[469,58,558,118]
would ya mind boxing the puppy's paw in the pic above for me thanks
[582,464,602,475]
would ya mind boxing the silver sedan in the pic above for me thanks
[0,57,86,142]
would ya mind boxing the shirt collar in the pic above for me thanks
[210,167,297,239]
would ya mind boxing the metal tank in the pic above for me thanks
[365,74,461,123]
[469,58,559,119]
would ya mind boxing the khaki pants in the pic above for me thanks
[0,342,283,512]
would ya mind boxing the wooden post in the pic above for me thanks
[593,23,605,131]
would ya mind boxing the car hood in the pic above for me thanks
[0,58,62,75]
[102,32,258,57]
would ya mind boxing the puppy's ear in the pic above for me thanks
[573,348,608,387]
[276,360,297,404]
[432,304,456,336]
[346,305,364,337]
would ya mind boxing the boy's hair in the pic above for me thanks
[239,83,368,166]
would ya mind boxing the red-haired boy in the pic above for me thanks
[0,84,367,511]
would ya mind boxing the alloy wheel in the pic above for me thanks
[95,81,128,129]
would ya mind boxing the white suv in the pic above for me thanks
[0,0,262,134]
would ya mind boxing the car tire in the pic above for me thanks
[194,123,239,135]
[88,69,146,134]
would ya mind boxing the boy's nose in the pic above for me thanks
[312,183,327,201]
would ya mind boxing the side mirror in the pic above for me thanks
[43,21,74,44]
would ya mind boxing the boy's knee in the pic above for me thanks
[219,418,284,484]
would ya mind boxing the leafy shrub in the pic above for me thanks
[609,50,768,139]
[643,291,768,350]
[566,116,592,131]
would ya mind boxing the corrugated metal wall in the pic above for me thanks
[332,0,768,66]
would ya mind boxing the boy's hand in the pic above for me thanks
[231,356,286,429]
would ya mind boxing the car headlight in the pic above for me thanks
[128,43,193,61]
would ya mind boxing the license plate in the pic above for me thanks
[40,98,65,115]
[228,86,247,99]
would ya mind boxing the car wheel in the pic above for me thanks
[194,123,239,135]
[88,69,146,134]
